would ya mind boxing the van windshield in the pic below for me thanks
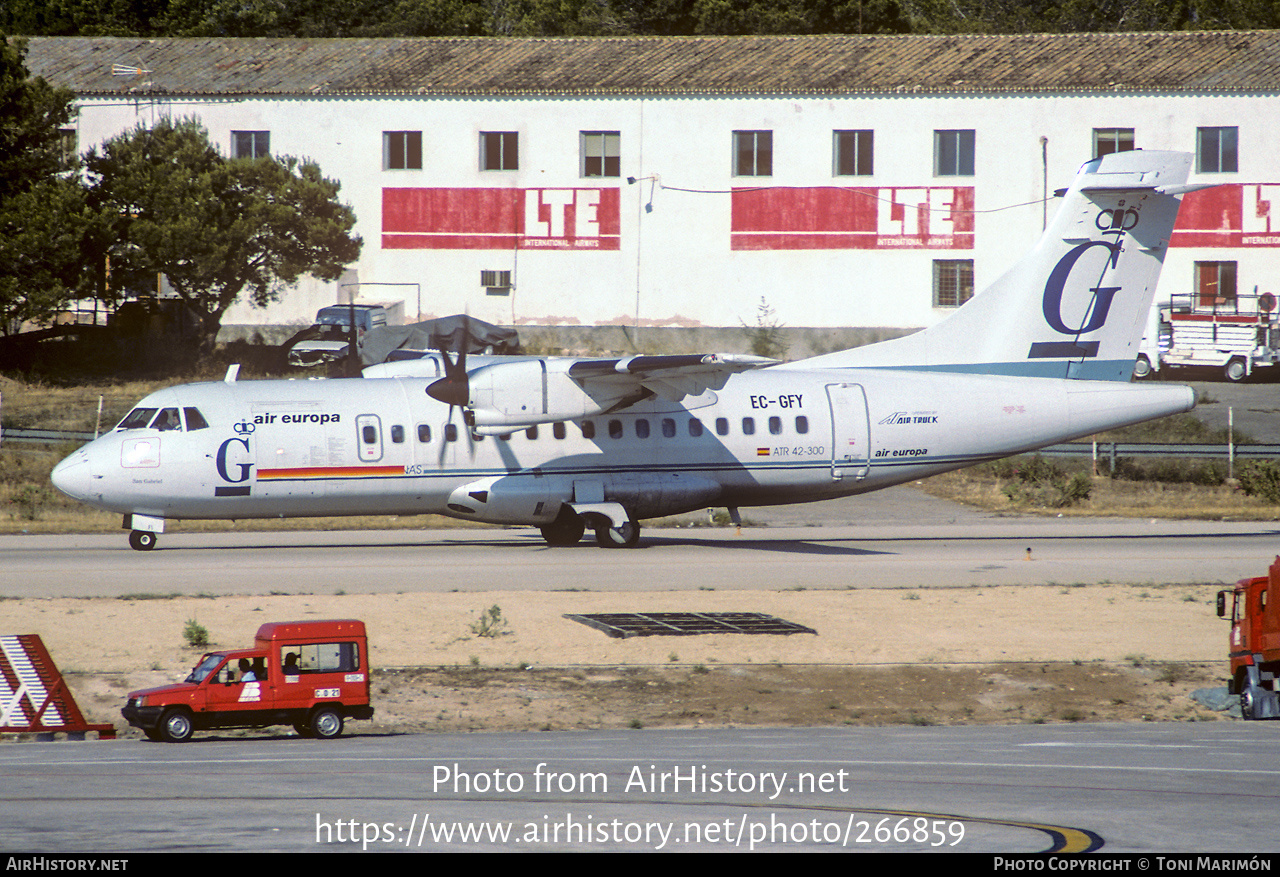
[185,654,224,684]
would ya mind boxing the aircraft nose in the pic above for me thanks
[50,448,94,501]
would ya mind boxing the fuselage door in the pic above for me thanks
[825,383,870,481]
[356,414,383,462]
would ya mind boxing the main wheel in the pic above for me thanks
[540,508,586,546]
[158,708,194,743]
[129,530,157,551]
[595,521,641,548]
[1132,355,1152,379]
[1225,358,1248,382]
[310,706,344,739]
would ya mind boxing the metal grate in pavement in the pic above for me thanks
[564,612,816,639]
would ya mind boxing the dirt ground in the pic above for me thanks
[0,582,1236,739]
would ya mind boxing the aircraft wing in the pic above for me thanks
[460,353,778,431]
[567,353,777,402]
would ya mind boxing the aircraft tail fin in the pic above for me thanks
[795,150,1195,380]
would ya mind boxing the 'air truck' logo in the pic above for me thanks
[1028,203,1136,360]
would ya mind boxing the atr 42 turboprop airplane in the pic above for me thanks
[53,150,1204,551]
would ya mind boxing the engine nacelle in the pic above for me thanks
[466,359,632,433]
[443,473,565,524]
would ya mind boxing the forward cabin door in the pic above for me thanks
[825,383,870,481]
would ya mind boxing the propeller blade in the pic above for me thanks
[426,319,471,407]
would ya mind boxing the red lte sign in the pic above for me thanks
[383,187,621,250]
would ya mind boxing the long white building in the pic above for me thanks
[24,32,1280,351]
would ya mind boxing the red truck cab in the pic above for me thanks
[122,619,373,741]
[1219,559,1280,720]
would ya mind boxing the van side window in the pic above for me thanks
[284,642,360,674]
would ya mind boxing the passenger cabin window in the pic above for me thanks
[689,419,704,437]
[391,425,405,443]
[742,417,756,436]
[715,417,729,436]
[445,424,458,442]
[581,420,596,439]
[608,419,623,439]
[769,416,782,435]
[417,424,431,442]
[553,422,566,440]
[635,419,650,439]
[795,416,809,434]
[361,425,377,444]
[526,425,538,440]
[662,418,676,438]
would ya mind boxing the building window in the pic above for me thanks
[58,128,78,170]
[1093,128,1134,158]
[1196,261,1237,309]
[1198,127,1238,173]
[481,132,518,171]
[232,131,270,159]
[933,130,974,177]
[581,131,620,178]
[833,130,873,176]
[384,131,422,170]
[934,260,974,308]
[482,270,512,296]
[734,130,772,177]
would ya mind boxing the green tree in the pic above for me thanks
[85,117,362,354]
[0,36,93,335]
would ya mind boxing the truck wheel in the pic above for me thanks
[159,708,194,742]
[310,706,344,739]
[129,530,157,551]
[1241,686,1258,721]
[1132,355,1152,379]
[1225,358,1248,382]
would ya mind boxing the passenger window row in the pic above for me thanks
[394,414,811,445]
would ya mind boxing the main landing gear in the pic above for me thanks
[539,507,642,549]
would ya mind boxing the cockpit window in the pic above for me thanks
[151,408,182,431]
[184,408,209,430]
[118,408,158,430]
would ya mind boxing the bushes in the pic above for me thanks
[998,455,1092,509]
[1238,461,1280,504]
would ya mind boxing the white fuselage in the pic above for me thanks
[51,367,1195,526]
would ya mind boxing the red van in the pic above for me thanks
[122,619,374,742]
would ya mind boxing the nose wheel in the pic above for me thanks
[129,530,157,551]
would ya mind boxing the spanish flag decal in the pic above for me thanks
[757,448,770,456]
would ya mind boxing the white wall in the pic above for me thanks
[72,89,1280,333]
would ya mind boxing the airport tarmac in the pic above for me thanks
[4,485,1278,854]
[2,486,1276,597]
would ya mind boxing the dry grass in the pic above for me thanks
[919,465,1280,521]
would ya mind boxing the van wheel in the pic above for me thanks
[293,720,315,738]
[159,708,193,742]
[310,706,344,739]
